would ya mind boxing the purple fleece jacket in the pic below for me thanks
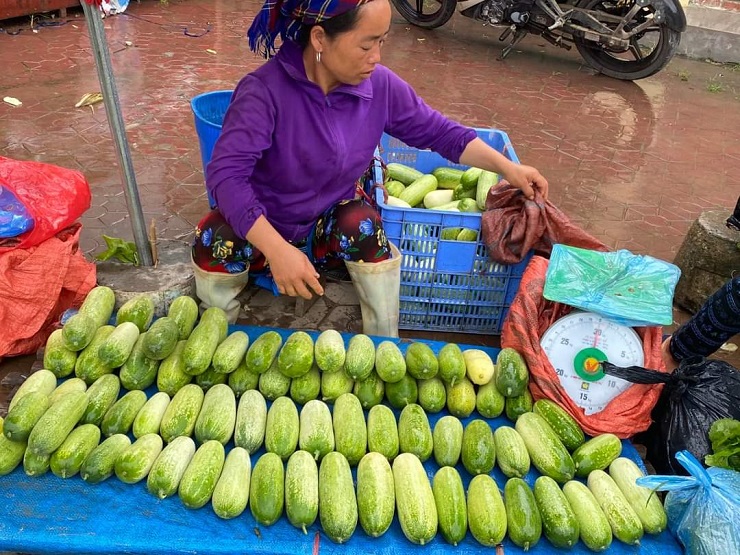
[206,39,477,242]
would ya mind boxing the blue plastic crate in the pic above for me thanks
[190,90,233,208]
[373,128,532,335]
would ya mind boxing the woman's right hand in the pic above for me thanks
[266,242,324,300]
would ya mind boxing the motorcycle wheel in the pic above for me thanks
[390,0,456,29]
[573,0,681,80]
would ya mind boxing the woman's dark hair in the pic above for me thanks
[296,5,364,47]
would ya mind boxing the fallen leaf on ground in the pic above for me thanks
[75,92,103,108]
[3,96,22,107]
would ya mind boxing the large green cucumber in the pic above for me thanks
[467,474,507,546]
[461,419,496,475]
[319,451,358,544]
[178,440,225,509]
[234,389,267,454]
[119,332,159,390]
[79,434,131,484]
[366,404,399,461]
[609,457,667,534]
[211,330,249,374]
[299,399,334,461]
[114,433,164,484]
[417,377,446,413]
[81,374,120,427]
[194,383,236,445]
[587,469,644,546]
[393,452,437,545]
[476,381,505,418]
[432,415,463,467]
[290,364,321,404]
[245,331,283,374]
[146,436,196,499]
[353,371,385,409]
[374,340,406,383]
[159,384,205,443]
[314,329,345,373]
[437,342,466,386]
[533,398,585,451]
[398,403,432,462]
[533,476,580,549]
[167,295,199,340]
[100,390,147,437]
[495,347,529,397]
[27,390,88,456]
[212,446,251,519]
[285,450,319,533]
[156,340,193,396]
[43,329,77,378]
[141,316,180,361]
[515,412,574,483]
[50,423,100,478]
[250,452,284,526]
[265,396,299,461]
[332,393,366,466]
[573,433,622,477]
[8,369,56,411]
[357,452,395,538]
[277,331,314,379]
[405,342,438,380]
[493,425,530,478]
[344,334,375,381]
[562,480,613,551]
[432,466,467,546]
[505,477,542,551]
[132,391,171,439]
[3,391,50,442]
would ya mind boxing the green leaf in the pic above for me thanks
[95,235,139,266]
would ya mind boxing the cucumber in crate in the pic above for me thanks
[374,128,531,335]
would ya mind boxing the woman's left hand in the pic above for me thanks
[502,163,549,201]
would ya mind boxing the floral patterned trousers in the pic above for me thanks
[192,199,391,274]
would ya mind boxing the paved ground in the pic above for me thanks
[1,0,739,406]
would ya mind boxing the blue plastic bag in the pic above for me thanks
[0,184,34,238]
[543,244,681,327]
[637,451,740,555]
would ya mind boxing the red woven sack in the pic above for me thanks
[502,255,668,438]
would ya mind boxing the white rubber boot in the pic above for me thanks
[344,242,402,338]
[191,257,249,324]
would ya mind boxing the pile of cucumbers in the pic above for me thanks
[0,286,668,551]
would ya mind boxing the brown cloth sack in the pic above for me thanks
[0,224,96,359]
[501,255,668,438]
[481,182,607,264]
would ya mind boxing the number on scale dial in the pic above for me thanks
[540,312,644,415]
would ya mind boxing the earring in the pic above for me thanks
[316,51,322,64]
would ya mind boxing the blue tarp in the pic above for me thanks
[0,325,683,555]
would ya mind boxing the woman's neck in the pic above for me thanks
[303,47,340,96]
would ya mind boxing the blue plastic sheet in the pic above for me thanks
[543,244,681,327]
[637,451,740,555]
[0,325,684,555]
[0,184,34,238]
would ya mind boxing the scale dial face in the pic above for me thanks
[540,312,644,415]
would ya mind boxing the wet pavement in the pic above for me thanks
[1,0,739,399]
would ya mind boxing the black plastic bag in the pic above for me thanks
[602,357,740,475]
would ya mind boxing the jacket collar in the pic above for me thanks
[276,39,374,100]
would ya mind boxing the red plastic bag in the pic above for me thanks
[0,156,91,251]
[0,223,96,358]
[481,183,607,264]
[502,256,667,438]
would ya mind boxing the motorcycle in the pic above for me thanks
[390,0,686,80]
